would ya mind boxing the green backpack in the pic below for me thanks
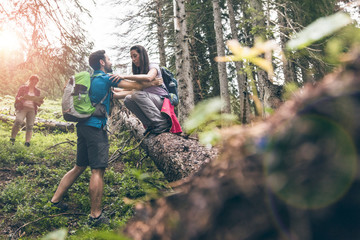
[62,71,108,122]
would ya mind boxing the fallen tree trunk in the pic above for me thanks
[108,103,218,182]
[123,55,360,239]
[0,114,74,133]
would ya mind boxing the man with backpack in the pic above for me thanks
[50,50,162,227]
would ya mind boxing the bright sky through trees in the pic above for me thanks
[0,25,21,51]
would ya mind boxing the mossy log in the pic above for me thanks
[108,103,218,182]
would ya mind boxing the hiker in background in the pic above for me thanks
[50,50,162,227]
[110,45,171,135]
[10,75,44,147]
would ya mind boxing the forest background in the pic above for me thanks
[0,0,360,239]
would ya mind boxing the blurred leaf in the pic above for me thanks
[216,39,277,78]
[42,228,67,240]
[199,130,221,146]
[92,231,131,240]
[184,97,238,146]
[184,97,223,133]
[283,82,300,100]
[251,57,273,75]
[287,12,352,50]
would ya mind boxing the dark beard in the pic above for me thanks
[105,66,113,73]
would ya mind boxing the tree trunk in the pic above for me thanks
[278,4,296,84]
[123,52,360,240]
[249,0,268,117]
[212,0,231,113]
[299,56,315,84]
[109,101,218,182]
[0,114,74,132]
[156,0,167,67]
[226,0,250,123]
[249,0,283,117]
[173,0,195,124]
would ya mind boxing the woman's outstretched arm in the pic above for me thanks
[109,68,158,83]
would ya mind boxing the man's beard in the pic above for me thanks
[105,65,113,73]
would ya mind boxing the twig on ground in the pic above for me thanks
[109,132,149,164]
[46,139,76,150]
[0,167,14,171]
[136,153,148,168]
[109,135,133,162]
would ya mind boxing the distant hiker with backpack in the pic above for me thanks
[110,45,181,135]
[51,50,162,227]
[10,75,44,147]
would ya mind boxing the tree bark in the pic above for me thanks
[124,52,360,240]
[109,101,218,182]
[173,0,195,124]
[226,0,251,123]
[249,0,283,118]
[249,0,269,118]
[156,0,167,67]
[278,4,297,84]
[0,114,74,132]
[212,0,231,113]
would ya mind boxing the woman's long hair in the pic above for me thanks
[130,45,150,75]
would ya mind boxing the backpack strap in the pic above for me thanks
[90,73,110,107]
[90,73,112,133]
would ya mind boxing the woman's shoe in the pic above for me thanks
[151,124,171,134]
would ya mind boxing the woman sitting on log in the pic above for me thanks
[111,45,176,135]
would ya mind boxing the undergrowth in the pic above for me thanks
[0,97,170,239]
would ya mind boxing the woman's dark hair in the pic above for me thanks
[130,45,149,74]
[89,50,106,71]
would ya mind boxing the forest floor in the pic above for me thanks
[0,96,170,239]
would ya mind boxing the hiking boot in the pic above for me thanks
[51,201,69,212]
[10,138,15,145]
[24,142,30,147]
[151,124,171,135]
[88,212,109,227]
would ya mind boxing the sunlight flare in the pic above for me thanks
[0,28,21,51]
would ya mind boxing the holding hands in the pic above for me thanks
[153,77,163,86]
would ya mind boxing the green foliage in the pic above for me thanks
[68,229,130,240]
[325,25,360,64]
[184,97,238,146]
[42,228,67,240]
[283,82,300,101]
[1,178,32,210]
[285,0,339,26]
[287,12,353,51]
